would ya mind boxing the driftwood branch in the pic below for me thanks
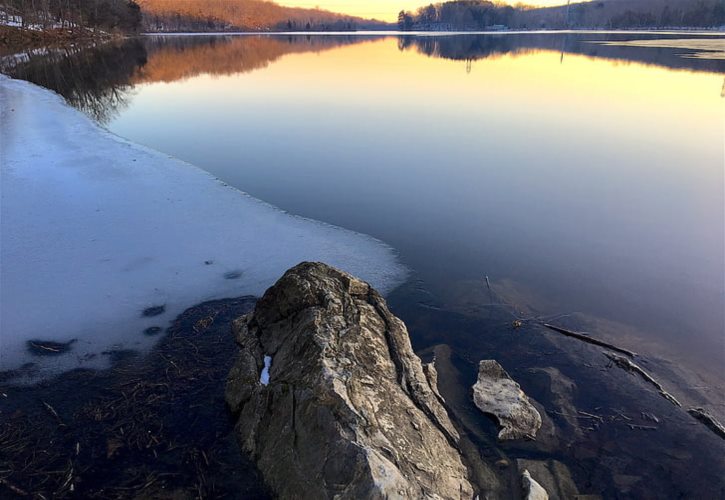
[542,323,636,357]
[604,353,681,407]
[0,478,29,496]
[688,408,725,440]
[627,424,657,431]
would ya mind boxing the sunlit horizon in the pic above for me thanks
[275,0,577,22]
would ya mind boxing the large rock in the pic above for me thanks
[472,360,542,440]
[225,262,474,499]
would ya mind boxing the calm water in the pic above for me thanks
[3,32,725,498]
[5,32,723,378]
[117,34,724,375]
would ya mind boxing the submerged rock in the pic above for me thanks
[472,360,542,440]
[528,366,582,443]
[225,262,473,499]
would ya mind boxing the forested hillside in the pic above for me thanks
[398,0,725,30]
[1,0,142,32]
[519,0,724,29]
[136,0,387,32]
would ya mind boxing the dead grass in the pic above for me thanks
[0,297,269,499]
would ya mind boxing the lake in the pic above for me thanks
[24,32,722,370]
[2,31,724,497]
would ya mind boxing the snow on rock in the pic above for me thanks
[521,470,549,500]
[0,75,407,381]
[259,355,272,385]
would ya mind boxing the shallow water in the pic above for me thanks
[2,31,724,497]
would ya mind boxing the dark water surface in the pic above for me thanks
[2,32,724,498]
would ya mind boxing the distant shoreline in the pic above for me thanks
[0,25,118,54]
[3,24,722,56]
[140,28,725,36]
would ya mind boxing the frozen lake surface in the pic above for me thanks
[0,75,406,379]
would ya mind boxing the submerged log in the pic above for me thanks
[688,408,725,440]
[604,353,681,407]
[542,323,636,358]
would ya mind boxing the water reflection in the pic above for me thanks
[399,32,725,74]
[132,35,379,84]
[1,39,147,123]
[3,33,724,117]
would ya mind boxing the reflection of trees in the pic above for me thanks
[1,35,376,122]
[1,39,147,124]
[7,33,722,121]
[132,35,375,84]
[399,34,530,61]
[398,33,725,74]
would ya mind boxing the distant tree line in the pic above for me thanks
[606,1,725,28]
[2,37,147,122]
[398,0,725,30]
[274,18,358,31]
[2,0,142,32]
[398,1,514,30]
[551,0,725,29]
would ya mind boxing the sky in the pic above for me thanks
[276,0,569,21]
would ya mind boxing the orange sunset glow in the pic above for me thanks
[275,0,573,21]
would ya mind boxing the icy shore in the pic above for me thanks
[0,75,406,380]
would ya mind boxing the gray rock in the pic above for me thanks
[472,360,542,440]
[225,262,474,499]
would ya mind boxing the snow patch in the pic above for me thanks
[0,10,78,30]
[522,470,549,500]
[0,75,406,382]
[260,355,272,385]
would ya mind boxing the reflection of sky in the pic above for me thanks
[109,37,724,374]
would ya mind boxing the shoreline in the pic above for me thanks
[0,296,272,497]
[0,25,119,55]
[2,276,723,497]
[0,74,407,380]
